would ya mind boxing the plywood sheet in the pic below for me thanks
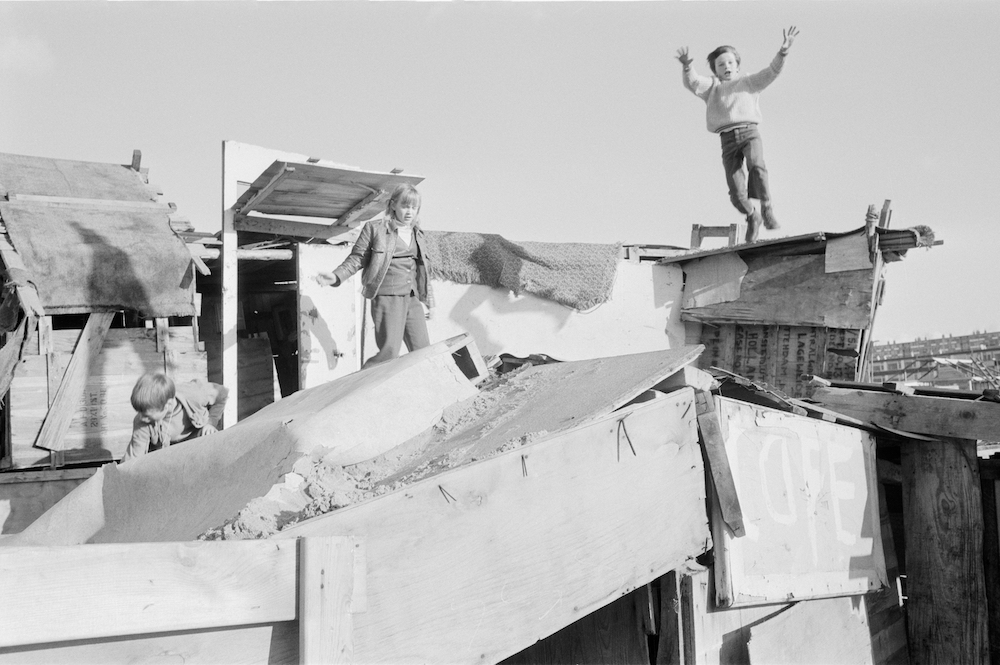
[0,201,195,316]
[278,391,710,665]
[713,397,888,607]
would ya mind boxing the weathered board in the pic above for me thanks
[681,253,875,330]
[712,397,888,607]
[277,390,710,665]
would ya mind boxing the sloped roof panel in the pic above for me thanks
[0,201,195,317]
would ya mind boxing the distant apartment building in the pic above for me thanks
[870,331,1000,390]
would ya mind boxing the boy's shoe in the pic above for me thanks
[761,202,780,230]
[745,209,762,243]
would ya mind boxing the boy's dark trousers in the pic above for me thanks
[363,292,430,368]
[720,124,770,215]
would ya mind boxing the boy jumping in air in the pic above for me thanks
[677,26,799,243]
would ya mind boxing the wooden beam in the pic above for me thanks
[235,163,294,219]
[811,386,1000,441]
[333,188,387,229]
[902,437,989,664]
[235,212,357,240]
[34,312,114,452]
[982,478,1000,664]
[0,539,299,648]
[130,149,142,172]
[695,391,744,537]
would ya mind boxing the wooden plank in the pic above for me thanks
[34,312,114,452]
[712,397,888,607]
[299,537,360,664]
[696,391,744,537]
[0,539,299,648]
[748,596,874,664]
[656,572,686,665]
[811,387,1000,441]
[221,201,239,428]
[277,391,710,665]
[901,437,988,664]
[0,622,299,665]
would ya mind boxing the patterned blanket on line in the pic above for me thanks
[421,230,621,311]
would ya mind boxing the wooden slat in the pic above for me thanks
[695,391,744,537]
[811,387,1000,441]
[0,539,299,648]
[277,391,710,665]
[34,312,114,452]
[235,163,294,218]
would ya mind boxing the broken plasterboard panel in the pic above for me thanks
[825,231,874,274]
[711,396,888,608]
[682,252,748,309]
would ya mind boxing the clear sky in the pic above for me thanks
[1,1,996,345]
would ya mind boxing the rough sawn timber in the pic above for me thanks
[277,388,711,665]
[811,386,1000,441]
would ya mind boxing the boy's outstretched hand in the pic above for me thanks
[781,26,800,52]
[676,46,693,68]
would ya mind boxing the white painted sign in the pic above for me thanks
[712,397,888,607]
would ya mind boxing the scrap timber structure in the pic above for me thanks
[5,141,996,665]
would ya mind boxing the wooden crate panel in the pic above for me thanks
[8,326,206,469]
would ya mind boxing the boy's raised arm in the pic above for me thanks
[779,25,799,56]
[677,46,712,96]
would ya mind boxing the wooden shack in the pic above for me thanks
[0,150,275,534]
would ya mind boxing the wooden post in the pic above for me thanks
[981,471,1000,664]
[221,143,239,428]
[901,437,989,664]
[299,537,357,664]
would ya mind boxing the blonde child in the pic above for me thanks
[315,183,434,368]
[122,372,228,462]
[678,26,799,242]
